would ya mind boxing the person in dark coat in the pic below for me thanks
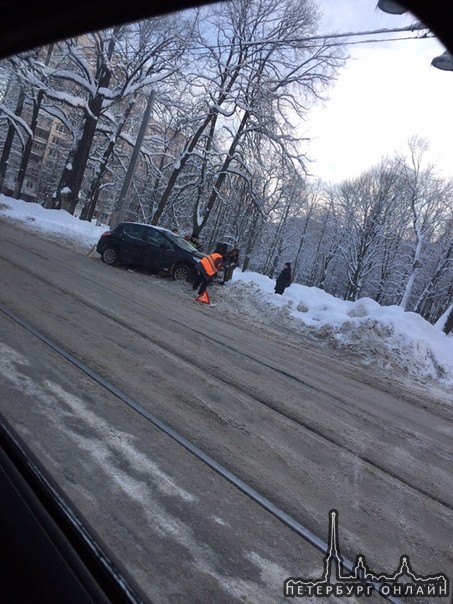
[444,305,453,334]
[274,262,292,295]
[221,247,240,284]
[184,233,202,251]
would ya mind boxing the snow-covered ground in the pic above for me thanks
[1,195,452,392]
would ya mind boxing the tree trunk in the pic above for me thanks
[13,91,44,198]
[292,205,313,279]
[196,110,250,237]
[241,208,260,273]
[436,302,453,335]
[54,32,118,214]
[444,308,453,335]
[0,89,25,193]
[413,240,453,316]
[13,45,54,199]
[152,59,244,227]
[80,96,136,222]
[152,108,222,226]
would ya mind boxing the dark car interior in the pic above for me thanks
[1,1,452,61]
[0,1,452,603]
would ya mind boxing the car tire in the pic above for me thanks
[172,264,191,282]
[102,246,119,266]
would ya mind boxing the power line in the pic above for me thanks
[325,32,434,48]
[176,23,431,53]
[240,23,429,47]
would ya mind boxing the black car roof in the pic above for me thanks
[120,222,172,235]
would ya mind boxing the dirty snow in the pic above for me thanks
[1,195,452,391]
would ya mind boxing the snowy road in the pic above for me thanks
[0,220,451,603]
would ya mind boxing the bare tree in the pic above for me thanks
[37,17,192,214]
[0,73,31,192]
[333,164,398,301]
[151,0,345,235]
[397,137,451,310]
[6,45,55,199]
[413,215,453,319]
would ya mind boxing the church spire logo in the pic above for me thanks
[284,510,450,600]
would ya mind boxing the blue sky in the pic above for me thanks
[303,1,453,183]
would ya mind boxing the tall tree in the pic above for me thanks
[413,217,453,319]
[397,137,451,310]
[42,17,191,214]
[151,0,345,235]
[51,28,122,212]
[9,45,55,199]
[0,77,30,192]
[332,164,398,301]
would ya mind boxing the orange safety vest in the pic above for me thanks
[200,253,223,277]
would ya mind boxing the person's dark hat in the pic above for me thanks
[285,262,291,267]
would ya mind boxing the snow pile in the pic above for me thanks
[1,195,452,388]
[221,272,453,386]
[0,197,107,250]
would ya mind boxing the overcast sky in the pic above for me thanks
[303,0,453,184]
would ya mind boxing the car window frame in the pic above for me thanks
[146,228,172,249]
[122,223,148,241]
[166,232,200,254]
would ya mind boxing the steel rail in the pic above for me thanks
[0,247,450,511]
[0,301,404,604]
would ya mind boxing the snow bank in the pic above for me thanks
[1,195,452,389]
[221,271,453,387]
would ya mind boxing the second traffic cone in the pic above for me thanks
[196,290,210,304]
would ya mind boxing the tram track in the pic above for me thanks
[0,230,452,603]
[0,299,405,604]
[0,248,452,515]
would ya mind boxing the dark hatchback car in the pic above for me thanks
[96,222,204,282]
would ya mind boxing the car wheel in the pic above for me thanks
[172,264,191,282]
[102,246,119,265]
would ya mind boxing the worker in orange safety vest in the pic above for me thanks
[192,248,225,296]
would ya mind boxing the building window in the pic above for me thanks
[35,127,50,141]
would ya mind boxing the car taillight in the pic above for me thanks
[100,231,111,238]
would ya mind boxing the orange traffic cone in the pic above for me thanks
[196,290,210,304]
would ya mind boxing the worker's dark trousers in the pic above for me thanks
[193,271,212,295]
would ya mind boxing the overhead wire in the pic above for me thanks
[174,23,432,54]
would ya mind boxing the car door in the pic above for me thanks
[119,223,149,265]
[143,228,174,271]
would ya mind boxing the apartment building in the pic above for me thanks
[2,110,70,203]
